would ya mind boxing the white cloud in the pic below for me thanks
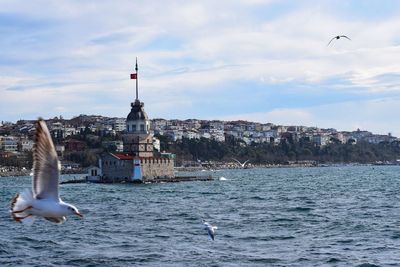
[219,108,313,125]
[1,0,400,137]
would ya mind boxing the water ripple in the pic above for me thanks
[1,166,400,266]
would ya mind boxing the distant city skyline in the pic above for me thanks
[2,113,397,139]
[1,1,400,136]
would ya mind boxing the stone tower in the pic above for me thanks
[122,59,154,157]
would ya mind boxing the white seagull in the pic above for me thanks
[232,158,250,169]
[10,118,83,224]
[203,220,218,241]
[327,35,351,46]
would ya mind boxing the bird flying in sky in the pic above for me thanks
[327,35,351,46]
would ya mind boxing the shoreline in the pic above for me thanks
[0,168,85,178]
[174,162,397,172]
[60,175,214,185]
[1,162,398,178]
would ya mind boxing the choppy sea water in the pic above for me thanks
[1,165,400,266]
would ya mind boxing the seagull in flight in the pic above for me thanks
[327,35,351,46]
[203,220,218,241]
[232,158,250,169]
[10,118,83,224]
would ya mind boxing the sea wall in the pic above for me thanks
[101,154,133,181]
[141,158,175,180]
[101,153,175,181]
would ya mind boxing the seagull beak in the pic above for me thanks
[75,211,83,218]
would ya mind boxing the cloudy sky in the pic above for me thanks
[1,0,400,136]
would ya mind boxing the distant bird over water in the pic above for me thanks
[10,118,83,225]
[232,158,250,169]
[327,35,351,46]
[203,220,218,240]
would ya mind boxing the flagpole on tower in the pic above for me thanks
[135,57,139,101]
[130,57,139,101]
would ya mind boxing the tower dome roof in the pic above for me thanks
[127,99,148,121]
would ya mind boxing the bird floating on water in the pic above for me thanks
[203,220,218,240]
[327,35,351,46]
[10,118,83,225]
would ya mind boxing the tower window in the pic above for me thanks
[132,125,136,131]
[140,124,145,131]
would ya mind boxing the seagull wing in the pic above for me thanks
[232,158,241,164]
[32,119,60,200]
[340,35,351,41]
[204,222,211,229]
[232,158,243,167]
[327,37,336,46]
[207,227,215,240]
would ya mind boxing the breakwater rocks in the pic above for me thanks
[152,175,213,183]
[61,175,213,185]
[175,162,318,172]
[0,167,30,177]
[0,167,85,177]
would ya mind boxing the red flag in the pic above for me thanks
[130,73,137,79]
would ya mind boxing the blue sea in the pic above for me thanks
[1,165,400,266]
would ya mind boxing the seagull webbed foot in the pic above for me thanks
[13,214,32,223]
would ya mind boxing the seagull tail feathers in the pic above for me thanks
[10,189,35,224]
[20,215,36,226]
